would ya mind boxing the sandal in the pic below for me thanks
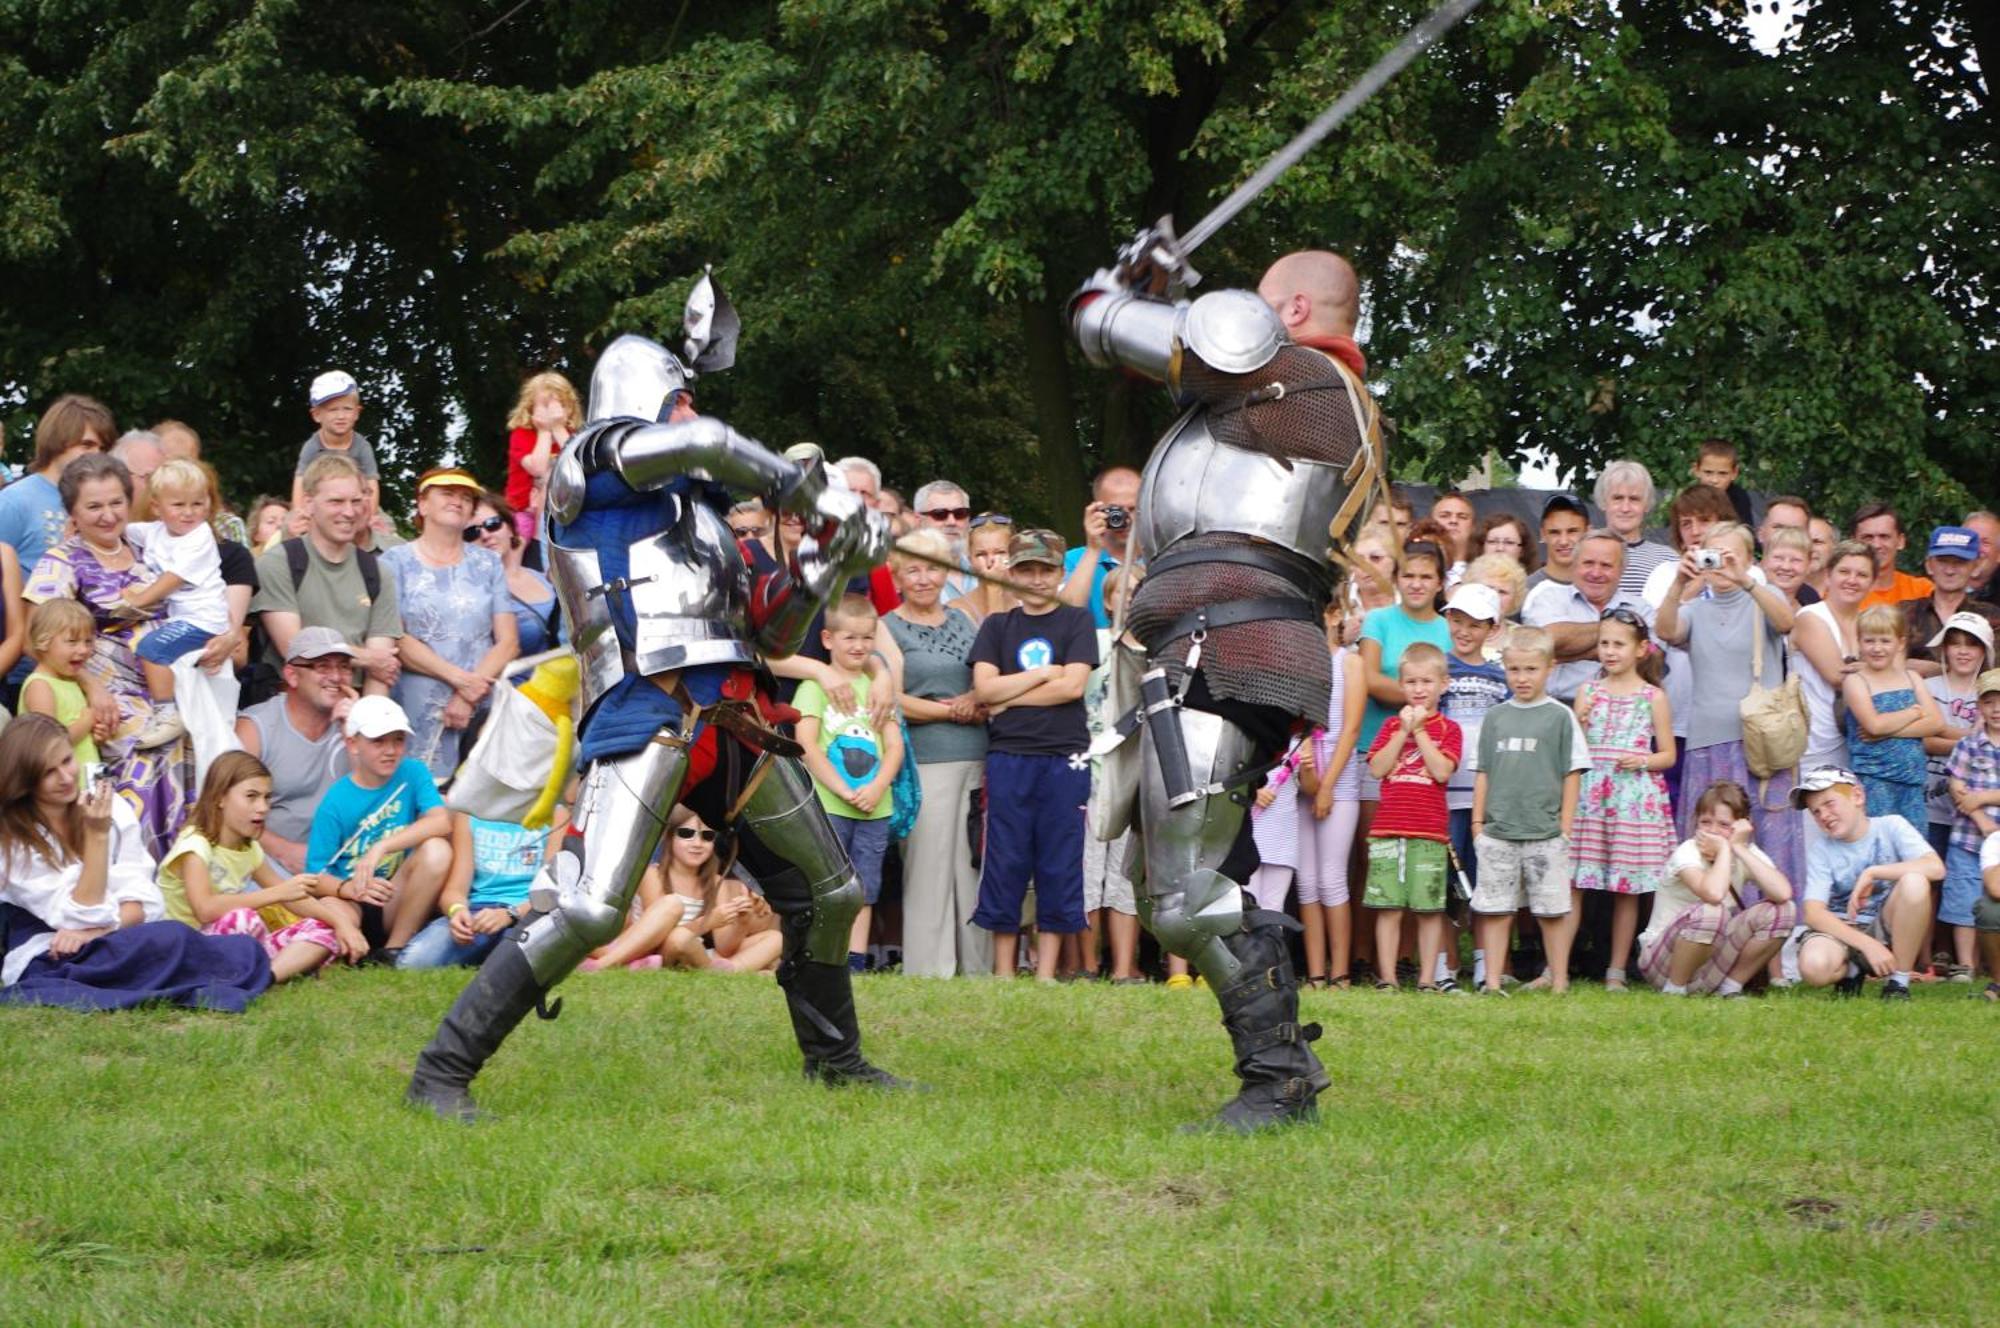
[1304,976,1330,990]
[1978,982,2000,1002]
[1523,971,1554,992]
[1373,979,1398,992]
[1329,975,1353,991]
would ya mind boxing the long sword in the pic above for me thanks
[890,536,1067,600]
[1128,0,1483,287]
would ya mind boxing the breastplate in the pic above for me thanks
[1137,408,1350,564]
[546,495,756,715]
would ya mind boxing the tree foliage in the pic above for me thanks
[0,1,1991,536]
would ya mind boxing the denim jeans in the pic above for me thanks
[396,915,506,969]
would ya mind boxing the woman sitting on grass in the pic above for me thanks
[0,715,271,1010]
[1638,780,1797,996]
[156,752,366,981]
[581,807,781,973]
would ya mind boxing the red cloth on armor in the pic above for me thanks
[1294,333,1366,380]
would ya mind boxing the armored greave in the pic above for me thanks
[518,736,691,984]
[733,754,902,1085]
[1135,707,1260,987]
[406,737,688,1120]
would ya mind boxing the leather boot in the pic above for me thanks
[780,958,914,1089]
[1185,910,1329,1134]
[406,937,552,1122]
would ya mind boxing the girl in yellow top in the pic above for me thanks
[157,753,367,980]
[21,599,104,769]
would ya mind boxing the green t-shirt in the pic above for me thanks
[793,675,894,822]
[1475,695,1591,842]
[250,538,403,670]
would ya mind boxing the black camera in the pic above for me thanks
[1102,504,1130,532]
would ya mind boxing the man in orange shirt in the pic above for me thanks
[1854,502,1934,610]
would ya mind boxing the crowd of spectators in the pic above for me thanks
[3,376,1997,1012]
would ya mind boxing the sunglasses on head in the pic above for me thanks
[923,506,973,523]
[1601,606,1648,631]
[672,826,717,842]
[462,516,508,541]
[968,512,1014,529]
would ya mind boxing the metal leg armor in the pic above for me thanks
[1136,707,1326,1132]
[406,736,689,1121]
[733,754,911,1088]
[1136,707,1259,987]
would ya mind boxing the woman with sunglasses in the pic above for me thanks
[381,469,519,782]
[468,492,562,657]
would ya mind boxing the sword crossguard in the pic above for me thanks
[1115,217,1201,299]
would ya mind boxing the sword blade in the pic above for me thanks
[889,538,1051,600]
[1179,0,1483,256]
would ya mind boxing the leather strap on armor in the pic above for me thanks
[1147,597,1321,650]
[1142,543,1334,599]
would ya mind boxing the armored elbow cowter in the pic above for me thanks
[1069,287,1184,382]
[597,416,798,498]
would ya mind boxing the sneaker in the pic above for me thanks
[1880,982,1912,1002]
[1944,964,1974,983]
[133,705,186,749]
[1434,977,1470,996]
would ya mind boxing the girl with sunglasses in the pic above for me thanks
[582,807,779,972]
[957,514,1019,626]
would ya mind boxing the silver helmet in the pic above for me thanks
[586,334,692,424]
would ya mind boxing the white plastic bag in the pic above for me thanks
[170,653,242,787]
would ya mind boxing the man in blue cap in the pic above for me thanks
[1898,525,2000,673]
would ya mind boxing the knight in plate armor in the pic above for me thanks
[1072,247,1384,1131]
[407,278,910,1120]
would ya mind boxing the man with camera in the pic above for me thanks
[1060,465,1141,627]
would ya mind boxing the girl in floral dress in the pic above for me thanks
[1570,608,1677,990]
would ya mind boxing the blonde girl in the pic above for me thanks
[157,752,366,979]
[505,371,583,539]
[22,599,104,770]
[1841,604,1941,830]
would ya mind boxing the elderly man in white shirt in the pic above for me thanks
[1521,529,1654,702]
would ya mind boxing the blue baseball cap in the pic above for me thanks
[1928,526,1980,560]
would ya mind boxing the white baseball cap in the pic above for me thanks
[309,370,360,407]
[1443,582,1502,623]
[345,695,413,740]
[1924,611,1995,666]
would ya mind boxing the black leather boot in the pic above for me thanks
[406,937,553,1122]
[780,957,914,1089]
[1185,910,1329,1134]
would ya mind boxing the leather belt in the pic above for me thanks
[1144,543,1334,597]
[1147,596,1321,651]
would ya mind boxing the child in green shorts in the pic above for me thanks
[1363,643,1463,992]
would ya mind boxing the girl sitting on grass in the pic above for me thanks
[157,752,366,980]
[582,807,781,973]
[1639,780,1796,995]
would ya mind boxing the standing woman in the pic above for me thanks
[22,453,197,857]
[469,492,562,657]
[1790,540,1877,774]
[883,529,992,977]
[384,469,519,783]
[0,716,271,1010]
[1474,512,1539,576]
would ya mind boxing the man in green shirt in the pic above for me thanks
[252,453,403,694]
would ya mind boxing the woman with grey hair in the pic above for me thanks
[1594,460,1676,598]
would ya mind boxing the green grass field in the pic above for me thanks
[2,971,1995,1326]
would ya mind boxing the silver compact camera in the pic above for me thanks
[1692,549,1723,571]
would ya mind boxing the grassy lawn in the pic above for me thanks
[2,971,1994,1326]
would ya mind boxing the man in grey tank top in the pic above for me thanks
[234,626,353,872]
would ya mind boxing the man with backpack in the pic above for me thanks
[251,452,403,695]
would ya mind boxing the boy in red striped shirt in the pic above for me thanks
[1364,643,1463,992]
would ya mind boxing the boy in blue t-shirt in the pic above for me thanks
[1439,583,1510,986]
[397,811,555,969]
[307,695,455,960]
[968,529,1098,980]
[1792,766,1945,998]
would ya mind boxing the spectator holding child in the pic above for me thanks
[253,453,403,693]
[1641,780,1796,995]
[1570,606,1676,989]
[23,453,196,856]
